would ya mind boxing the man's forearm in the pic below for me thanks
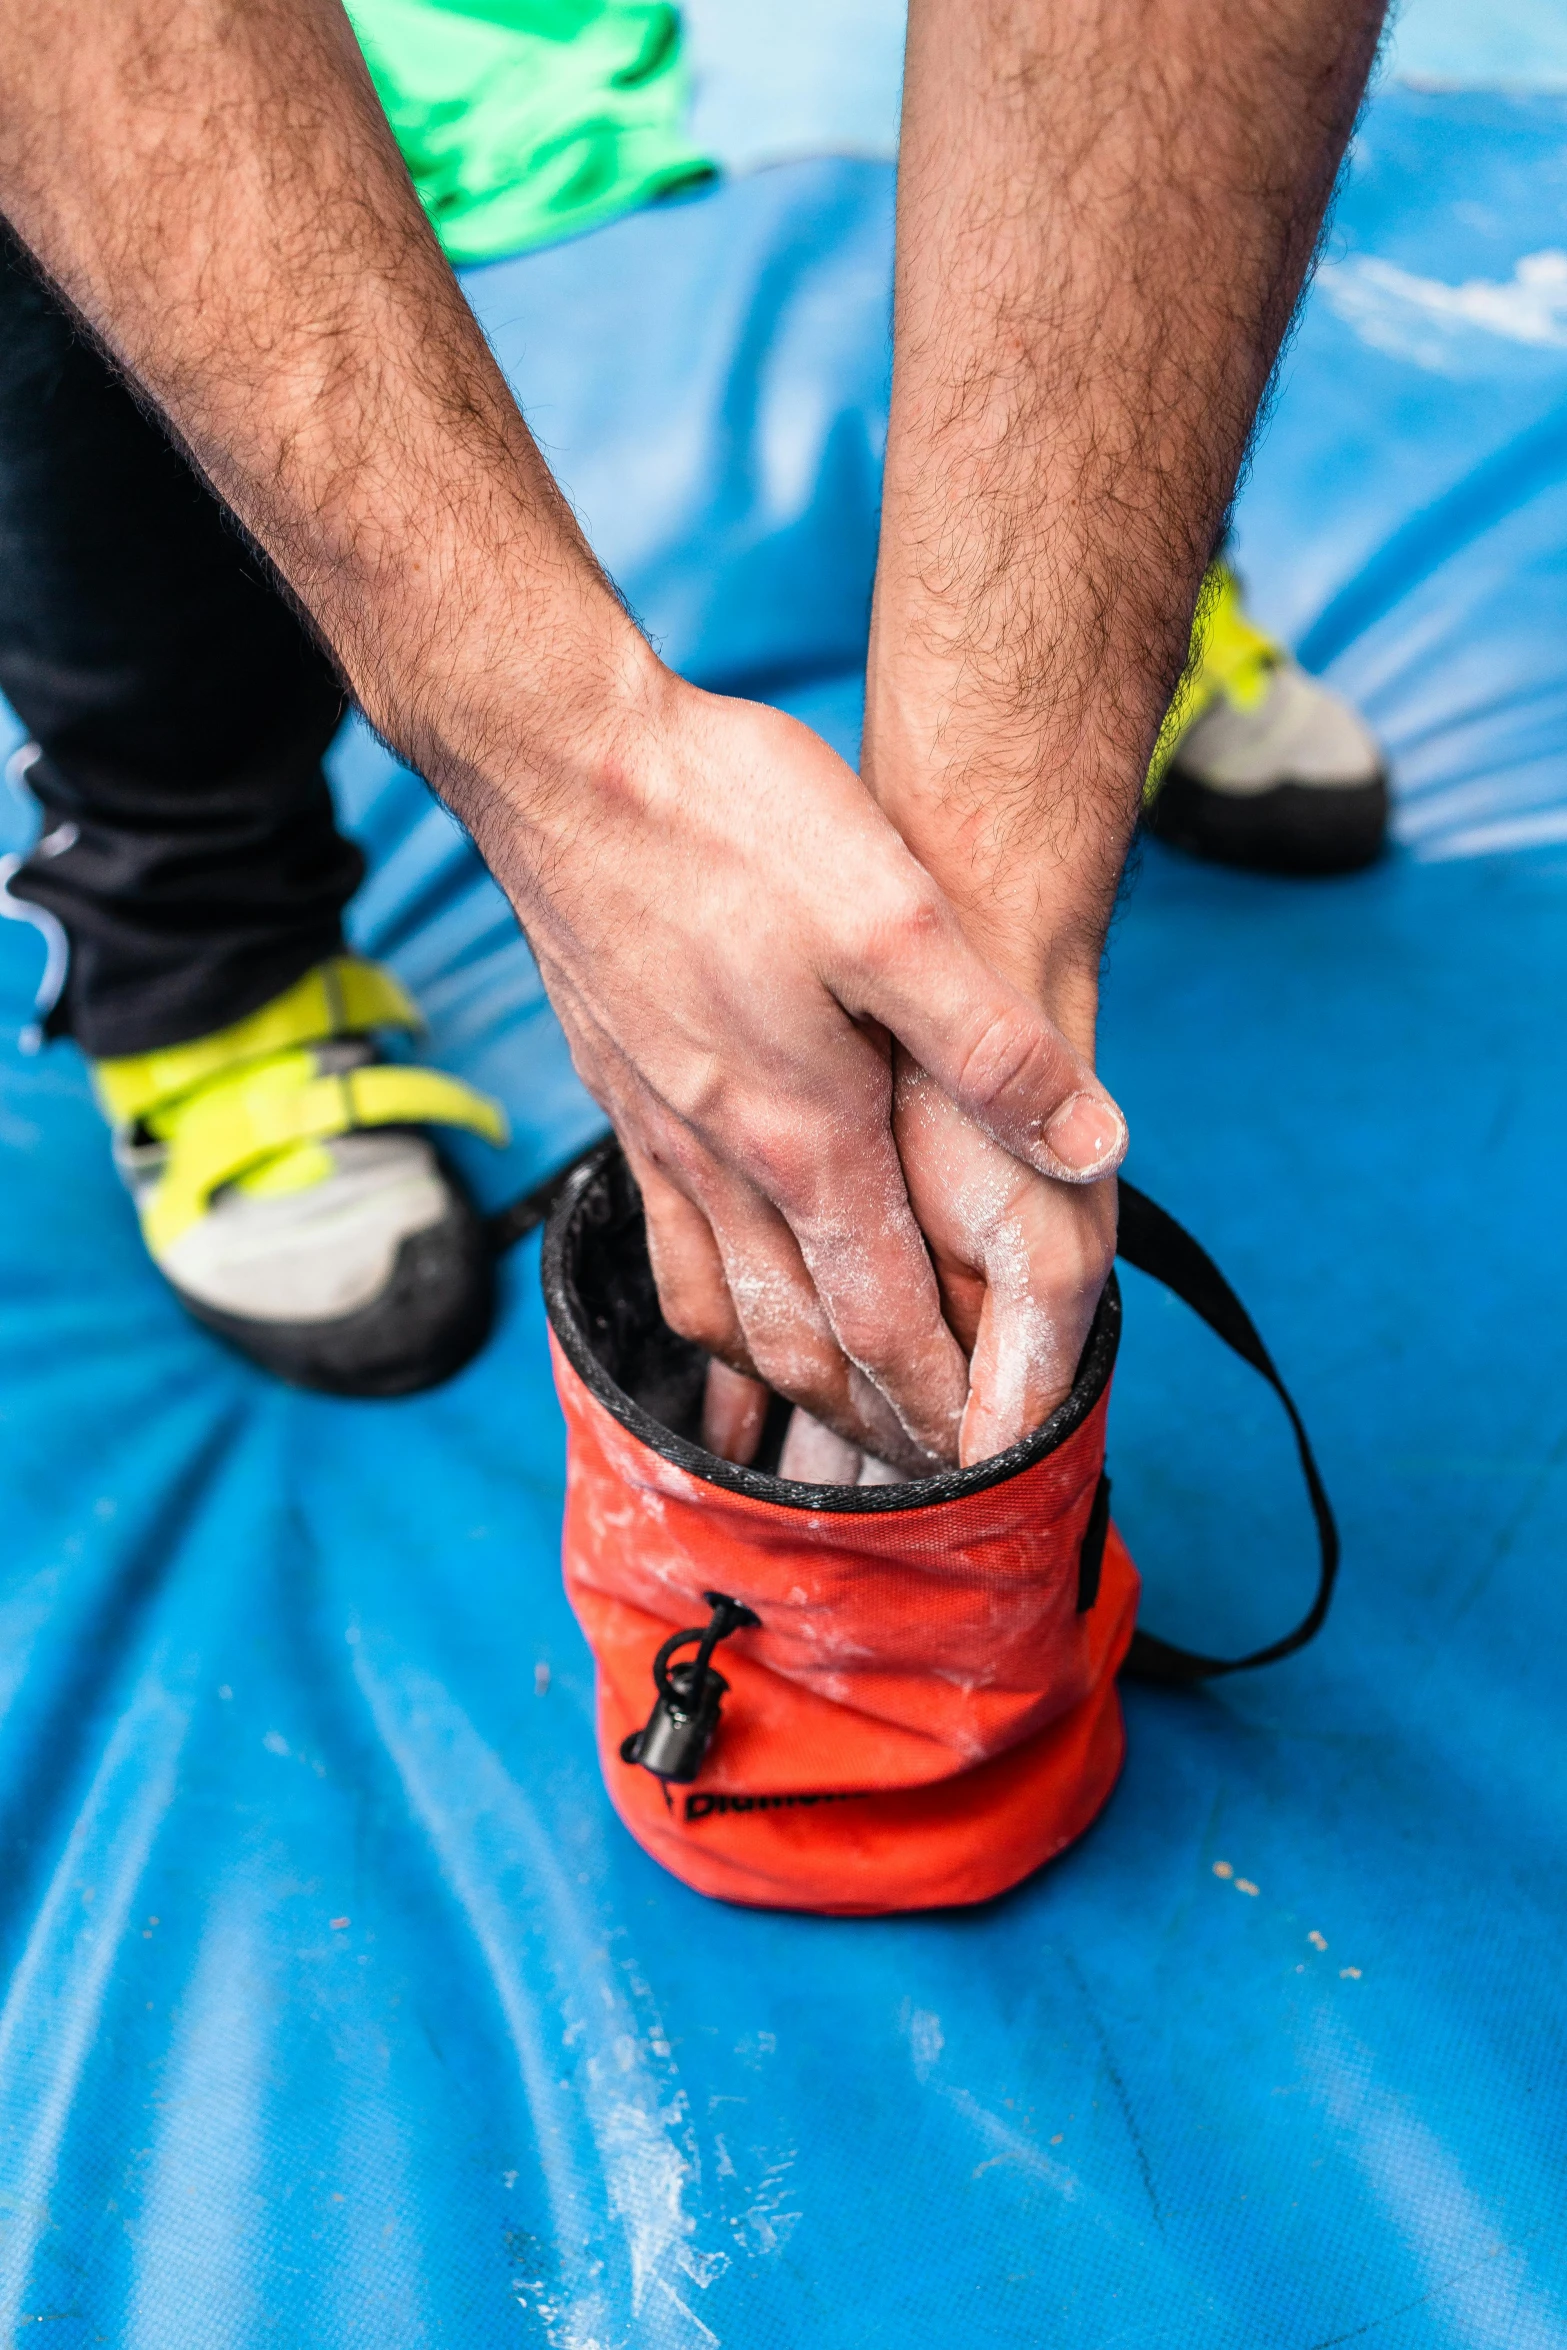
[866,0,1386,1022]
[0,0,653,814]
[862,0,1384,1464]
[0,1,1137,1469]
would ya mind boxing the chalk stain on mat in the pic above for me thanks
[732,2150,799,2260]
[0,1659,192,2341]
[699,2126,798,2263]
[353,1654,732,2348]
[908,2007,944,2084]
[950,2087,1080,2195]
[901,2005,1080,2201]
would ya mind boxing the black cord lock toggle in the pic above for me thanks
[620,1590,761,1784]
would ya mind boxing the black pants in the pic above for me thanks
[0,219,364,1059]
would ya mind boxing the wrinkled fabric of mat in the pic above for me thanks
[1,83,1567,2350]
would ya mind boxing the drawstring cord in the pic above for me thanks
[621,1590,761,1786]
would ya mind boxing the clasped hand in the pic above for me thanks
[488,665,1126,1474]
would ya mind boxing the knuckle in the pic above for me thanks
[812,1262,938,1393]
[747,1330,846,1414]
[955,1007,1066,1114]
[741,1120,820,1209]
[820,1290,905,1376]
[621,1094,714,1191]
[657,1280,739,1357]
[847,875,946,973]
[648,1068,728,1152]
[1029,1211,1117,1311]
[651,1086,825,1216]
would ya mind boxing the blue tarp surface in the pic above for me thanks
[3,71,1567,2350]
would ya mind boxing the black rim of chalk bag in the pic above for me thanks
[528,1139,1122,1514]
[490,1143,1338,1674]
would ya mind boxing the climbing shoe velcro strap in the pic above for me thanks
[94,957,423,1126]
[1145,563,1283,798]
[142,1061,508,1254]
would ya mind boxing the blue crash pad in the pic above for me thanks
[3,78,1567,2349]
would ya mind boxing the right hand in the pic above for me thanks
[476,660,1126,1469]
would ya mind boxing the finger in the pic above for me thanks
[701,1359,770,1466]
[778,1408,863,1486]
[829,873,1128,1183]
[892,1051,1116,1462]
[629,1141,755,1373]
[765,1181,967,1468]
[633,1117,938,1471]
[724,1075,969,1464]
[960,1176,1118,1466]
[699,1168,950,1475]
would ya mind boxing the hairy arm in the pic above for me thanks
[0,0,1127,1468]
[867,0,1385,1461]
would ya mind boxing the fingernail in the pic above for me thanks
[1039,1090,1127,1180]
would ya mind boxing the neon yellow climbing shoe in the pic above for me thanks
[1145,561,1388,875]
[92,956,509,1396]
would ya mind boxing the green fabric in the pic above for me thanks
[346,0,715,266]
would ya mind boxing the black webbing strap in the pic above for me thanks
[1076,1471,1112,1615]
[485,1142,608,1258]
[1114,1180,1338,1684]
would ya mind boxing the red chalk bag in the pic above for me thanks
[516,1144,1335,1916]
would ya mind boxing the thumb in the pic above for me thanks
[841,884,1127,1182]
